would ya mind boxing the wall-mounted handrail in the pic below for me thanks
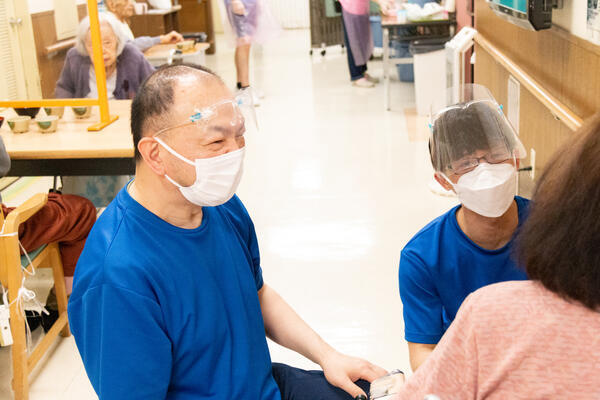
[474,33,583,131]
[44,39,76,56]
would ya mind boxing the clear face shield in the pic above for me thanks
[154,90,258,139]
[429,84,526,176]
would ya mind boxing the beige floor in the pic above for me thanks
[0,29,457,399]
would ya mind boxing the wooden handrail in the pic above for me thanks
[474,33,583,131]
[44,39,76,56]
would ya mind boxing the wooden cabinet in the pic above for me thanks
[129,6,181,37]
[177,0,216,54]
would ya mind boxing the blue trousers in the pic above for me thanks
[272,363,371,400]
[341,14,368,81]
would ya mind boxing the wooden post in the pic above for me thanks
[6,236,29,400]
[86,0,119,131]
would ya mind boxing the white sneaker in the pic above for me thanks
[352,77,375,88]
[254,87,265,99]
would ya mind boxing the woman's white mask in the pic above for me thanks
[155,137,245,207]
[443,162,517,218]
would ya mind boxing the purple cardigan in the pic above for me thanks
[55,43,155,100]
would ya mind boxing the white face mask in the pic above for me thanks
[444,162,517,218]
[155,137,245,207]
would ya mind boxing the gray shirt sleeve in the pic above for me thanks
[131,36,162,52]
[0,136,11,177]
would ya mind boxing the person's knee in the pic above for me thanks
[50,193,97,232]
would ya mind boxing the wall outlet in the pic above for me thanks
[530,148,536,180]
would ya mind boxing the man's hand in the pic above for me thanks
[320,349,388,398]
[160,31,184,44]
[231,0,246,15]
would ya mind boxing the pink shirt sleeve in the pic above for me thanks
[394,294,479,400]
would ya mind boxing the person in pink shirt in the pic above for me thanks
[338,0,394,88]
[391,112,600,399]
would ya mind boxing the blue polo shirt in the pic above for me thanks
[68,188,281,400]
[399,196,529,344]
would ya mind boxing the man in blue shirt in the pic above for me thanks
[399,85,529,371]
[68,65,386,400]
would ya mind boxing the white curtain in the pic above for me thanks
[266,0,309,29]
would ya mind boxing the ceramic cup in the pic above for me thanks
[36,115,59,133]
[176,40,195,52]
[7,116,31,133]
[44,106,65,119]
[72,106,92,119]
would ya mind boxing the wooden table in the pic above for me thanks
[144,42,210,67]
[0,100,134,176]
[382,15,456,110]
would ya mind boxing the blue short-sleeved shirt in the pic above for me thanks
[399,196,529,344]
[68,187,281,400]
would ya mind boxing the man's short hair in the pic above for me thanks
[131,64,222,162]
[429,101,516,173]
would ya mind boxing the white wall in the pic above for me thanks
[266,0,310,29]
[28,0,87,14]
[552,0,588,39]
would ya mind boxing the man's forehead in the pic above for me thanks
[171,74,231,109]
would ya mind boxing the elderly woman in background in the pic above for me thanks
[56,12,154,100]
[105,0,183,52]
[56,13,154,207]
[389,113,600,399]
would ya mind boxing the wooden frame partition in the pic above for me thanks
[0,0,117,132]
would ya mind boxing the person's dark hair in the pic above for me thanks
[131,63,221,162]
[429,101,515,172]
[516,113,600,310]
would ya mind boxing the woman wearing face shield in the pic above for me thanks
[389,112,600,400]
[398,85,529,371]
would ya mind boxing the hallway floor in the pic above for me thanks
[0,29,457,399]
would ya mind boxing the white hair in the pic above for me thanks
[75,12,128,57]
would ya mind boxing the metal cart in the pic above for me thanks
[309,0,345,56]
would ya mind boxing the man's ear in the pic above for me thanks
[138,137,166,176]
[434,172,454,192]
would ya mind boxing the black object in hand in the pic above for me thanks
[355,395,367,400]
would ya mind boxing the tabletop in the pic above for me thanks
[381,14,455,27]
[0,100,133,160]
[144,42,210,60]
